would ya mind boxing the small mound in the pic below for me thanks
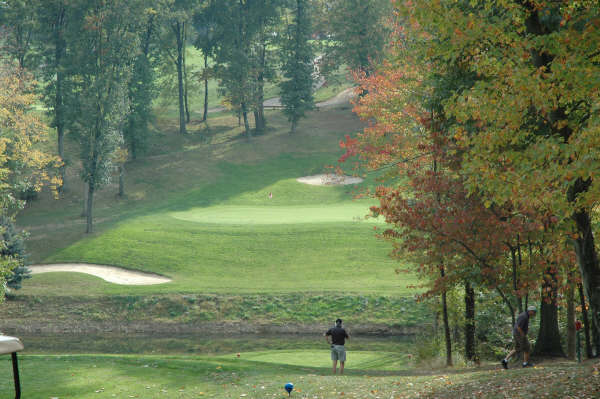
[29,264,171,285]
[296,174,363,186]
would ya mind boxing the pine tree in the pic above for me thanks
[0,216,30,292]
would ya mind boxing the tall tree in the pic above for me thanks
[156,0,198,135]
[37,0,70,192]
[193,0,220,122]
[279,0,314,133]
[124,6,158,160]
[322,0,391,77]
[0,0,38,71]
[213,0,256,138]
[65,0,139,233]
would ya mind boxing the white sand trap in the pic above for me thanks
[297,174,363,186]
[29,264,171,285]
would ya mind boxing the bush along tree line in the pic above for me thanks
[339,0,600,364]
[0,0,390,235]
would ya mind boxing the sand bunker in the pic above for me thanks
[29,264,171,285]
[296,174,363,186]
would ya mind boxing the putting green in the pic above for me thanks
[170,204,385,225]
[229,350,409,370]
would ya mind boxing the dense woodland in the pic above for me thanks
[1,0,600,371]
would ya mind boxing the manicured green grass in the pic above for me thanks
[1,354,597,398]
[18,107,417,297]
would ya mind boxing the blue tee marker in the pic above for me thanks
[284,382,294,396]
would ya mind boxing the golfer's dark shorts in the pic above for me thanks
[331,344,346,362]
[513,333,530,353]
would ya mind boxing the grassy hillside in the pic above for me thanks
[16,103,419,299]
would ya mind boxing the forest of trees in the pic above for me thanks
[340,0,600,363]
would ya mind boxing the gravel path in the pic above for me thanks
[29,264,171,285]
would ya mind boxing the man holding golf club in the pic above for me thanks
[325,318,349,374]
[502,305,537,369]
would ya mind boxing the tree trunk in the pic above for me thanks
[571,200,600,357]
[81,183,88,218]
[253,110,263,132]
[567,283,576,359]
[241,103,250,139]
[255,42,266,131]
[175,22,187,135]
[118,165,125,198]
[511,245,523,313]
[290,119,297,134]
[465,281,476,361]
[86,182,94,233]
[54,6,66,192]
[441,266,452,366]
[522,3,600,356]
[579,282,593,358]
[202,53,209,122]
[534,269,566,357]
[183,25,190,124]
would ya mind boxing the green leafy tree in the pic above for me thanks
[124,6,158,160]
[279,0,314,133]
[156,0,199,135]
[212,0,256,138]
[64,0,140,233]
[0,0,39,70]
[193,0,221,122]
[321,0,392,77]
[37,0,70,192]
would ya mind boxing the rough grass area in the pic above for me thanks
[1,355,597,398]
[0,294,430,334]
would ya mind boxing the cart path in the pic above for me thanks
[29,264,171,285]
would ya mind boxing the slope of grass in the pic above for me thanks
[18,107,417,297]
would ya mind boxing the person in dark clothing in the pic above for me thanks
[325,318,349,374]
[502,305,536,369]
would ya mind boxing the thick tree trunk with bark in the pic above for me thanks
[534,269,566,357]
[465,282,476,361]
